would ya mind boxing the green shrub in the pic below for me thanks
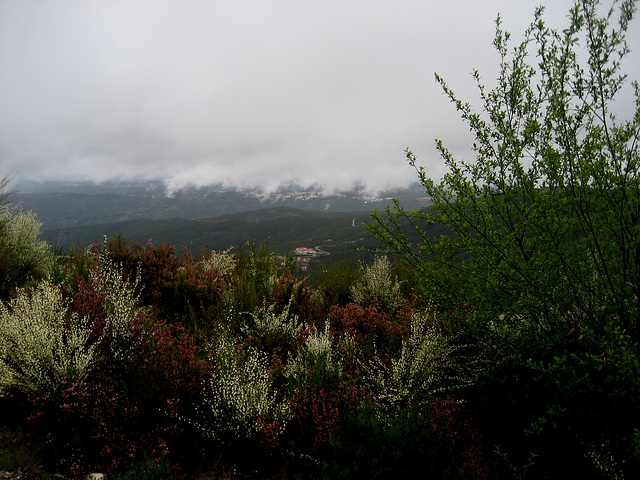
[313,258,360,311]
[0,426,46,478]
[322,402,460,480]
[110,454,176,480]
[0,209,54,300]
[227,242,291,315]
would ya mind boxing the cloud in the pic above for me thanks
[1,0,638,194]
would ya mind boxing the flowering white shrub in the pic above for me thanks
[193,330,291,443]
[200,248,236,277]
[0,243,143,396]
[247,299,301,345]
[0,209,54,298]
[351,256,403,312]
[88,256,140,351]
[0,282,98,396]
[285,322,355,380]
[363,310,468,420]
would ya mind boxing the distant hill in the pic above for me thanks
[13,180,437,269]
[14,179,429,230]
[42,207,387,265]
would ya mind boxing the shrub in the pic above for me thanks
[361,310,470,421]
[0,426,46,478]
[327,302,412,358]
[200,247,236,277]
[110,454,176,480]
[284,322,364,461]
[244,298,303,355]
[322,400,462,480]
[267,271,318,324]
[288,379,365,458]
[100,235,226,333]
[313,258,360,310]
[24,310,209,477]
[25,370,178,478]
[0,282,98,396]
[285,322,356,385]
[351,255,403,313]
[0,209,54,300]
[191,329,291,446]
[227,241,292,315]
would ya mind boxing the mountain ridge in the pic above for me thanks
[14,180,428,230]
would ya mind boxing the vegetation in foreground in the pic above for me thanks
[1,1,640,478]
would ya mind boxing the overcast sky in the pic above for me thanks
[1,1,639,194]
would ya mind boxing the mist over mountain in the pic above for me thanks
[9,179,432,267]
[13,179,429,231]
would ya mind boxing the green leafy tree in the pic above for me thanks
[367,1,640,477]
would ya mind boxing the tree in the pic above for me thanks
[367,1,640,477]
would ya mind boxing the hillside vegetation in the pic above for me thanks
[41,208,386,266]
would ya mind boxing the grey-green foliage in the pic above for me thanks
[350,256,403,312]
[0,208,55,300]
[368,0,640,335]
[193,328,291,444]
[362,310,467,421]
[0,281,98,396]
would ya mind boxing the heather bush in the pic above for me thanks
[0,209,54,300]
[327,302,412,359]
[267,270,319,323]
[0,282,98,396]
[288,378,366,459]
[26,370,178,478]
[282,321,365,463]
[100,235,226,333]
[24,300,209,477]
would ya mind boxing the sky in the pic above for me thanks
[1,0,639,195]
